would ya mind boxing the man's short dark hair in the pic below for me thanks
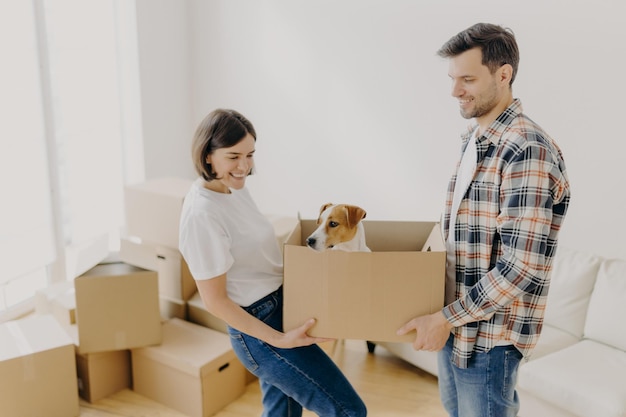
[437,23,519,86]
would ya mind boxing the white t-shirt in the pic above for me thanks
[445,131,477,305]
[179,178,283,307]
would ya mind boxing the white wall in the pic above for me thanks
[137,0,626,260]
[135,0,196,180]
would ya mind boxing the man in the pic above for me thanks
[397,23,571,417]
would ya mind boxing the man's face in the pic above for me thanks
[447,48,504,122]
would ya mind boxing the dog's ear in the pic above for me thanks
[317,203,334,224]
[320,203,333,214]
[345,205,367,228]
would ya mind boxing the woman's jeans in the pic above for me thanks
[227,287,367,417]
[438,334,522,417]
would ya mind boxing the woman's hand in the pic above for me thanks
[273,318,334,349]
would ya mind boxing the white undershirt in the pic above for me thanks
[445,131,477,305]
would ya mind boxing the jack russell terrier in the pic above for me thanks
[306,203,371,252]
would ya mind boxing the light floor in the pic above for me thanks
[79,339,447,417]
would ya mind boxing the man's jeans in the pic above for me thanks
[227,287,367,417]
[438,334,523,417]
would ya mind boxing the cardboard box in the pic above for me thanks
[160,295,187,321]
[156,245,197,301]
[120,236,197,302]
[73,262,162,354]
[132,318,247,417]
[124,177,192,249]
[185,293,258,385]
[76,349,132,402]
[283,220,445,343]
[0,315,79,417]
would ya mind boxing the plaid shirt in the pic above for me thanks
[442,99,571,368]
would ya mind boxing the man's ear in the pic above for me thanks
[499,64,513,86]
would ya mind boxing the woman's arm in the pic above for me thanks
[195,275,331,349]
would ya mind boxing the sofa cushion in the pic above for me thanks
[529,324,579,361]
[377,341,439,376]
[544,247,601,338]
[583,258,626,351]
[518,340,626,417]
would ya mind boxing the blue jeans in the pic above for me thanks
[227,287,367,417]
[438,334,522,417]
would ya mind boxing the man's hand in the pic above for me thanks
[397,311,453,352]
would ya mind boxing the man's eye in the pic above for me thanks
[329,221,339,228]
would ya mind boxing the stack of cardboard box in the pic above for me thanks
[26,265,247,417]
[122,177,198,320]
[1,177,250,417]
[121,177,248,416]
[30,261,162,405]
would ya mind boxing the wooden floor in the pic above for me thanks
[78,340,447,417]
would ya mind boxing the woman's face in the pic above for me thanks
[206,133,255,193]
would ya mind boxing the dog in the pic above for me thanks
[306,203,371,252]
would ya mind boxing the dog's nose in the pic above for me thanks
[306,237,316,247]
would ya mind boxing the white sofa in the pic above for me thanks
[371,247,626,417]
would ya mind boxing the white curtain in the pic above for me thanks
[0,0,143,320]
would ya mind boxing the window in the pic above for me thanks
[0,0,143,321]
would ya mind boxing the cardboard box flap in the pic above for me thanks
[78,262,150,278]
[284,218,302,247]
[0,315,73,361]
[422,223,445,252]
[133,318,236,377]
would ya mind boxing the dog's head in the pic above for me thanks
[306,203,367,251]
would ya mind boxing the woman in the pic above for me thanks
[179,108,367,417]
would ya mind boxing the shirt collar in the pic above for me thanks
[461,98,523,146]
